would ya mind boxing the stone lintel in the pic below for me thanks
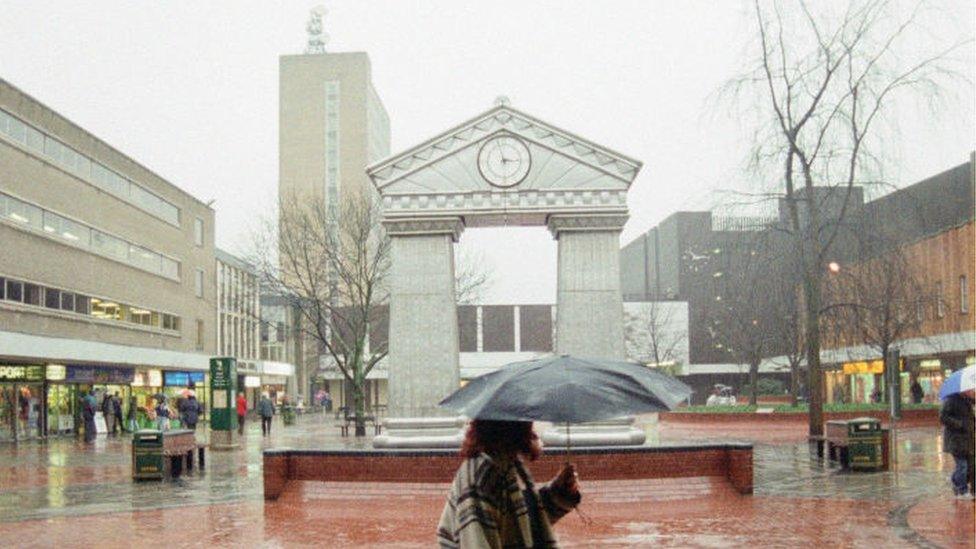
[383,216,465,242]
[547,213,629,239]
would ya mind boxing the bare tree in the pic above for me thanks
[701,234,784,405]
[624,301,687,370]
[250,192,389,436]
[455,248,494,305]
[729,0,967,434]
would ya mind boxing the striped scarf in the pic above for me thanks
[437,453,578,548]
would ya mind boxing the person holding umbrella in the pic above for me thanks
[939,364,975,498]
[437,420,580,548]
[437,354,692,547]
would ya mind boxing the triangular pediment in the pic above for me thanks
[367,105,642,194]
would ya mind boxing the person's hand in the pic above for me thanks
[551,462,579,494]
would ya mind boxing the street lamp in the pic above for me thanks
[828,261,841,274]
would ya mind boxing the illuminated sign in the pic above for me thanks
[163,371,206,387]
[842,359,904,375]
[46,364,66,381]
[0,365,44,381]
[244,375,261,388]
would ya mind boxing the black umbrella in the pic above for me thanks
[439,354,692,454]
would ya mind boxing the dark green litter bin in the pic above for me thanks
[844,417,883,471]
[132,429,164,480]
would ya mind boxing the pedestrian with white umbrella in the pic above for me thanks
[939,364,975,498]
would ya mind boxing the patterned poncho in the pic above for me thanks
[437,453,580,548]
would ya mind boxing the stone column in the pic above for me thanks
[545,213,644,446]
[549,213,629,359]
[373,217,467,448]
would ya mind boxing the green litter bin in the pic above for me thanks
[845,418,883,471]
[132,429,164,480]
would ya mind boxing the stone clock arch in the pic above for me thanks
[367,102,642,446]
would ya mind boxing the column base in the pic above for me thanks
[542,416,646,447]
[372,417,466,449]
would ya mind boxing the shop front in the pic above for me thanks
[829,358,907,404]
[162,370,208,423]
[240,375,261,412]
[47,365,135,437]
[0,364,45,442]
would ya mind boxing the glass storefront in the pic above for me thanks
[0,365,45,442]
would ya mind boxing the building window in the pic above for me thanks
[962,275,970,314]
[60,292,75,312]
[45,288,61,309]
[5,279,22,302]
[196,319,205,350]
[915,299,925,322]
[195,269,205,298]
[23,283,41,306]
[936,281,945,319]
[194,218,204,247]
[75,295,90,315]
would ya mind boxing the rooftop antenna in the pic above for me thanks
[306,6,329,54]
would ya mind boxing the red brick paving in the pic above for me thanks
[907,495,976,549]
[0,479,942,548]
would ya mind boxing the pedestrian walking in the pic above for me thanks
[910,379,924,404]
[112,393,123,434]
[126,396,138,432]
[179,393,203,431]
[258,393,274,436]
[82,391,97,443]
[155,398,171,431]
[437,420,580,548]
[101,393,116,436]
[940,389,975,498]
[236,392,247,435]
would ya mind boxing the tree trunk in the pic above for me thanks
[749,360,760,406]
[353,361,367,437]
[805,270,824,437]
[789,360,800,407]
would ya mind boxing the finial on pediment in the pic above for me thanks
[494,95,511,108]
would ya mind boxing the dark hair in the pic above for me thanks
[460,420,541,461]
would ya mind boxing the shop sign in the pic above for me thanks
[131,369,164,387]
[244,375,261,388]
[919,359,942,369]
[163,371,206,387]
[65,365,135,384]
[46,364,66,381]
[0,365,44,382]
[209,357,237,431]
[261,361,294,376]
[842,359,905,375]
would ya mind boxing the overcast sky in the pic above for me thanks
[1,1,972,303]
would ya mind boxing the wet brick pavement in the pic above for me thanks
[0,413,972,547]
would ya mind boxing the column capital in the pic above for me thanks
[383,216,465,242]
[547,213,629,239]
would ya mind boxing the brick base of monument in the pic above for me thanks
[263,444,753,501]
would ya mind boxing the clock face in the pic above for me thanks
[477,135,531,188]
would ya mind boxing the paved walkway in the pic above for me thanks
[0,414,971,547]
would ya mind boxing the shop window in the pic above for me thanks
[962,275,969,314]
[5,279,22,302]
